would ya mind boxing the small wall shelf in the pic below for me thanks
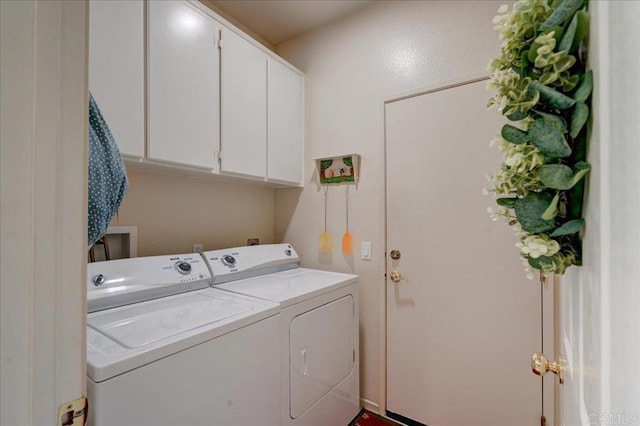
[314,153,361,185]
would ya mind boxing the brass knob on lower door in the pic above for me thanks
[531,352,564,384]
[389,270,404,283]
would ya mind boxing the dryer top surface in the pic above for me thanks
[215,267,358,307]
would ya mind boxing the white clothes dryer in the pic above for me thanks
[202,244,360,426]
[86,254,281,426]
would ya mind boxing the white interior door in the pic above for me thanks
[385,79,554,425]
[1,1,88,424]
[559,1,640,424]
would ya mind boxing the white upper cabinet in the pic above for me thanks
[220,28,268,179]
[267,58,304,186]
[148,1,220,170]
[90,0,304,185]
[89,0,144,158]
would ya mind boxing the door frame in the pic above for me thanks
[379,72,489,416]
[0,1,88,424]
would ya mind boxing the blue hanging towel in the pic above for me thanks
[88,93,129,247]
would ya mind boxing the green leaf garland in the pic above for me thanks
[486,0,592,278]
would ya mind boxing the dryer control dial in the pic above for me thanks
[175,261,192,275]
[221,255,236,267]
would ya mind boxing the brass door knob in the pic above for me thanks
[531,352,564,384]
[389,270,404,283]
[390,250,401,260]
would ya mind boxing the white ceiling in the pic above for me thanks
[209,0,373,46]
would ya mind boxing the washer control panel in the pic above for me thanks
[202,243,300,285]
[87,254,212,313]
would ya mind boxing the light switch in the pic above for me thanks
[361,241,371,260]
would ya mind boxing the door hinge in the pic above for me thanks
[353,349,356,363]
[541,415,547,426]
[58,397,88,426]
[217,30,223,49]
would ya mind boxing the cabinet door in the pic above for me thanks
[220,28,267,179]
[89,0,144,158]
[267,59,304,186]
[148,1,219,170]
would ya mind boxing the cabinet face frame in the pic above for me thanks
[103,0,306,187]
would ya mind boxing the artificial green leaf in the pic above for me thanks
[514,192,557,233]
[572,10,590,52]
[571,161,590,187]
[574,70,593,102]
[539,72,558,85]
[502,124,530,144]
[542,192,560,220]
[528,114,572,158]
[528,41,542,63]
[496,197,518,208]
[550,219,585,236]
[559,12,578,52]
[530,81,576,109]
[554,55,576,73]
[539,164,574,189]
[538,162,590,189]
[539,0,585,32]
[507,111,528,121]
[535,111,568,130]
[528,255,555,270]
[563,74,580,91]
[570,102,589,138]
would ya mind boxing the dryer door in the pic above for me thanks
[289,295,355,419]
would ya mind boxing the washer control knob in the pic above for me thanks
[175,261,192,275]
[222,255,236,267]
[285,249,292,256]
[91,274,106,287]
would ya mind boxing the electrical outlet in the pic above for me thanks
[193,243,203,253]
[247,238,259,246]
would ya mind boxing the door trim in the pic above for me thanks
[379,72,490,416]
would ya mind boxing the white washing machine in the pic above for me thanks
[86,253,281,426]
[202,244,360,426]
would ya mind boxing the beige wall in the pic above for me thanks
[274,1,502,410]
[110,168,275,256]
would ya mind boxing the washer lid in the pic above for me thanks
[215,268,358,307]
[88,292,252,348]
[86,288,280,382]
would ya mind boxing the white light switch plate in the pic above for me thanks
[361,241,371,260]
